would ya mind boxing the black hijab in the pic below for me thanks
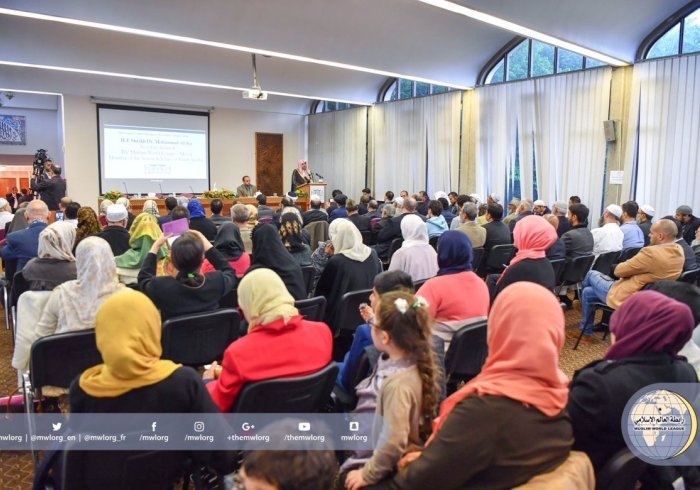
[279,214,306,253]
[248,223,306,300]
[214,222,245,261]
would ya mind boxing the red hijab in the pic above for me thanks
[606,290,694,361]
[510,215,557,267]
[429,282,569,441]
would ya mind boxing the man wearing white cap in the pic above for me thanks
[503,198,520,225]
[552,201,571,237]
[533,200,550,216]
[619,201,645,249]
[638,204,654,245]
[0,198,14,230]
[96,204,130,256]
[591,204,624,257]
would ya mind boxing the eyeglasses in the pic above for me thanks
[232,474,246,490]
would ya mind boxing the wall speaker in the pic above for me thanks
[603,120,616,142]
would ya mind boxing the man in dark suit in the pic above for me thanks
[561,204,594,260]
[96,203,131,256]
[157,196,178,229]
[347,199,372,234]
[415,192,429,216]
[676,205,700,245]
[0,200,49,270]
[509,199,534,232]
[5,187,20,212]
[29,164,66,211]
[375,197,426,259]
[302,194,328,226]
[483,203,511,252]
[256,194,275,222]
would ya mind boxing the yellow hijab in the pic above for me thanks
[238,268,299,331]
[79,289,181,397]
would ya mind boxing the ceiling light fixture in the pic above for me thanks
[415,0,628,66]
[0,60,372,106]
[0,7,473,90]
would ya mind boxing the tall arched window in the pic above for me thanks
[479,37,607,86]
[638,2,700,60]
[378,78,451,102]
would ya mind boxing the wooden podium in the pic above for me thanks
[296,182,327,211]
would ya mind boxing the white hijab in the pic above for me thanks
[54,237,124,330]
[38,221,76,261]
[329,218,372,262]
[401,214,430,248]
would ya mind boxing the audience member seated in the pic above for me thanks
[533,199,551,216]
[138,230,237,320]
[456,202,486,248]
[438,197,456,227]
[619,201,645,248]
[372,204,394,238]
[577,219,684,337]
[69,289,235,488]
[207,198,228,228]
[74,206,102,251]
[552,200,571,236]
[388,214,439,281]
[502,198,520,225]
[22,221,77,291]
[249,223,306,300]
[365,282,572,490]
[347,199,372,235]
[186,199,217,241]
[7,204,28,234]
[664,216,699,272]
[279,213,312,266]
[97,198,112,228]
[417,231,489,348]
[0,198,14,230]
[256,193,275,222]
[591,204,624,257]
[64,201,80,227]
[676,204,700,245]
[201,222,250,278]
[315,219,382,327]
[482,203,510,253]
[35,236,124,339]
[426,200,448,239]
[116,196,135,230]
[375,197,425,260]
[157,196,178,229]
[544,215,566,260]
[448,195,470,230]
[1,200,49,271]
[569,291,696,485]
[95,204,131,257]
[239,445,338,490]
[203,268,332,411]
[508,199,534,232]
[341,290,440,490]
[246,204,259,228]
[231,203,253,253]
[141,199,159,218]
[115,213,168,285]
[493,215,557,298]
[337,270,414,392]
[302,194,328,226]
[693,227,700,264]
[330,193,349,222]
[561,203,594,260]
[366,200,381,221]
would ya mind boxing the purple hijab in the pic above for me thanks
[606,291,694,360]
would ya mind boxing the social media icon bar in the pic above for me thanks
[193,421,205,432]
[241,422,255,431]
[298,422,311,431]
[349,421,359,432]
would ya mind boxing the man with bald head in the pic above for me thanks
[0,200,50,270]
[576,218,685,338]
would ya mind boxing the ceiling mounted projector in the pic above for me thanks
[243,54,267,101]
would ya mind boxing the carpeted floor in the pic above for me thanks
[0,303,609,489]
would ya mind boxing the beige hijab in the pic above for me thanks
[329,218,372,262]
[38,221,76,261]
[238,268,298,331]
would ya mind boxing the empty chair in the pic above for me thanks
[332,289,372,336]
[592,251,620,275]
[388,238,403,261]
[595,448,647,490]
[678,269,700,284]
[161,309,240,366]
[558,255,595,298]
[301,265,315,296]
[231,363,338,413]
[443,320,488,395]
[294,296,327,322]
[549,259,566,286]
[471,247,485,271]
[484,244,515,273]
[360,229,373,246]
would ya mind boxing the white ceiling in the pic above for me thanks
[0,0,692,114]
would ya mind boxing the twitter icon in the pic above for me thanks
[52,422,62,432]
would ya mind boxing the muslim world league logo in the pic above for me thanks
[626,389,697,460]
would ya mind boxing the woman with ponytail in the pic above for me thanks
[342,290,440,490]
[138,229,237,320]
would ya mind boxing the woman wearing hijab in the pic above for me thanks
[492,215,557,298]
[115,213,168,285]
[291,159,312,192]
[186,199,217,241]
[142,199,160,218]
[70,289,235,488]
[246,204,259,228]
[569,291,697,477]
[388,214,439,281]
[315,219,382,328]
[416,231,489,347]
[74,207,102,250]
[201,222,250,277]
[35,236,124,337]
[203,268,332,412]
[248,223,306,300]
[279,213,312,266]
[22,221,77,290]
[365,282,572,490]
[138,230,237,321]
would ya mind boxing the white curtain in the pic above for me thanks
[308,107,368,200]
[372,91,462,197]
[476,68,611,220]
[624,55,700,219]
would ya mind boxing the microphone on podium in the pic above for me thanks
[158,183,164,196]
[122,181,129,196]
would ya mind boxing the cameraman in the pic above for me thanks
[30,163,66,211]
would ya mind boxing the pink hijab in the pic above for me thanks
[429,282,569,441]
[510,215,557,267]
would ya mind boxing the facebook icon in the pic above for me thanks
[151,422,157,432]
